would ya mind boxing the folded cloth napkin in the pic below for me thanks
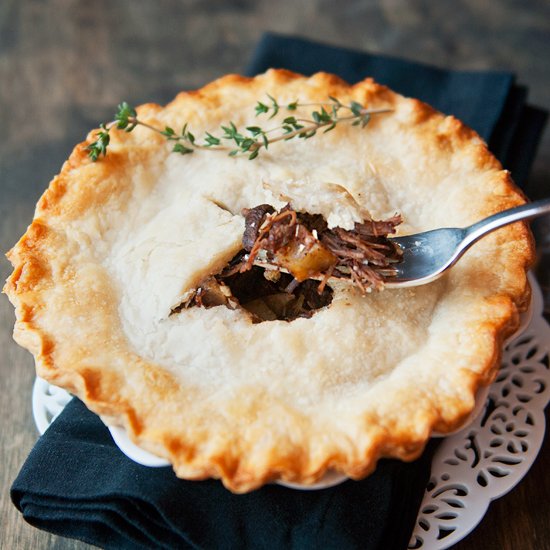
[13,398,437,550]
[12,34,548,550]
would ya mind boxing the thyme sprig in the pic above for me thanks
[87,97,392,162]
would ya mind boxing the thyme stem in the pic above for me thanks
[86,98,392,162]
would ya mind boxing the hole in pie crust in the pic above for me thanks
[173,203,403,322]
[173,260,334,323]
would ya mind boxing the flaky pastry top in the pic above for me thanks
[5,70,534,492]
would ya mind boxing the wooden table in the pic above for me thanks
[1,2,548,548]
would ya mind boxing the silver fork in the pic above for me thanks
[385,197,550,288]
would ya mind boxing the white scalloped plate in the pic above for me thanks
[32,275,549,549]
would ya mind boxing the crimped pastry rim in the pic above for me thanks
[4,69,534,492]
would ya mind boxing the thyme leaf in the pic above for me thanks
[86,123,110,161]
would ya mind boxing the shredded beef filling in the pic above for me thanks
[181,204,402,323]
[242,203,403,292]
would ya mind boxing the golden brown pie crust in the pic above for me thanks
[4,69,534,492]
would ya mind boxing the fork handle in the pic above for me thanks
[464,197,550,247]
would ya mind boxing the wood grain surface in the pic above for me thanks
[1,1,548,549]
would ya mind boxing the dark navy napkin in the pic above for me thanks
[12,34,547,550]
[13,398,436,550]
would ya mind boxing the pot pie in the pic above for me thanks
[5,69,534,492]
